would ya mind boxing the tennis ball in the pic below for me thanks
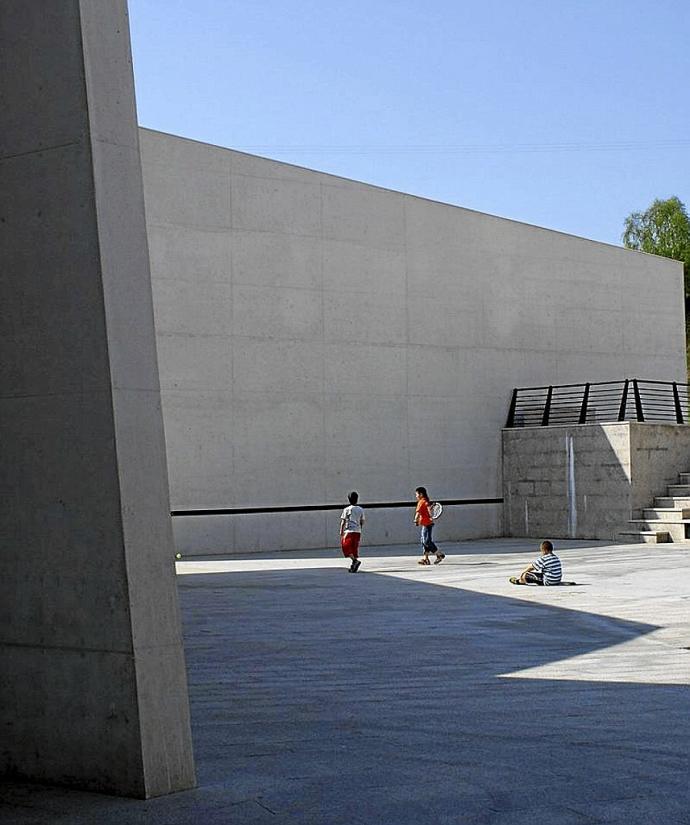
[175,552,182,559]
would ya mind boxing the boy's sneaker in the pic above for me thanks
[433,553,445,564]
[418,557,431,565]
[352,559,362,573]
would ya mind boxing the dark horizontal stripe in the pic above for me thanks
[171,497,503,517]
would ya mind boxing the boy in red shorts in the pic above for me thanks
[340,491,365,573]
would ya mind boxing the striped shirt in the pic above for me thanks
[533,552,562,585]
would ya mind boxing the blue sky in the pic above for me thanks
[129,0,690,246]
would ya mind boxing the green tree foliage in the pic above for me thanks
[623,196,690,370]
[623,196,690,294]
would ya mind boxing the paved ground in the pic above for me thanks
[2,538,690,824]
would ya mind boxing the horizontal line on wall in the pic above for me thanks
[171,498,503,517]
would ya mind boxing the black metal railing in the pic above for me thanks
[505,379,690,428]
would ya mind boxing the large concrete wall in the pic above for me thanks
[1,2,194,797]
[503,422,690,540]
[139,129,686,553]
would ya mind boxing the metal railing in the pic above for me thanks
[505,379,690,428]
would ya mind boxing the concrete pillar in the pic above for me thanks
[0,1,196,797]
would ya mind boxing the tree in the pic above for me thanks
[623,197,690,372]
[623,196,690,295]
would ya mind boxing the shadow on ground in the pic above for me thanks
[2,562,689,825]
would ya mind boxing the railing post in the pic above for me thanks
[578,383,590,424]
[618,379,629,421]
[632,379,644,422]
[506,388,518,427]
[673,381,684,423]
[541,386,553,426]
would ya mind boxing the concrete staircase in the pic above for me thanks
[619,472,690,544]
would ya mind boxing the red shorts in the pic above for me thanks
[341,532,361,558]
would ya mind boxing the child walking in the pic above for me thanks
[340,491,365,573]
[415,486,445,565]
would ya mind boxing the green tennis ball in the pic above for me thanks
[175,552,182,559]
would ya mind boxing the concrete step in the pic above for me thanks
[643,508,690,521]
[654,496,690,509]
[667,485,690,496]
[628,519,688,542]
[618,530,672,544]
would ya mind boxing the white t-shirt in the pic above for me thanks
[340,504,365,534]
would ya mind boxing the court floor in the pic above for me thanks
[3,538,690,824]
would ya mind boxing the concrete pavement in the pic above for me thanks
[2,538,689,823]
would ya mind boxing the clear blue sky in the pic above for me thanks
[129,0,690,246]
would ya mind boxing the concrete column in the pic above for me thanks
[0,1,196,797]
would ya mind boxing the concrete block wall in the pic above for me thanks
[503,422,690,541]
[629,423,690,513]
[139,128,686,554]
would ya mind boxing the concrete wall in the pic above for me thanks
[139,129,686,553]
[503,422,690,540]
[1,1,195,797]
[629,423,690,512]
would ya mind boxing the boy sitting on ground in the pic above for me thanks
[510,540,562,586]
